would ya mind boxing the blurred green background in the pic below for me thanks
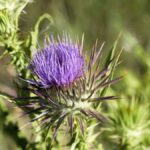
[0,0,150,149]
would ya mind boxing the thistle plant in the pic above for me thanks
[12,34,122,149]
[0,0,30,73]
[102,97,150,150]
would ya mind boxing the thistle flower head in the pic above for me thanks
[15,34,122,140]
[30,35,84,88]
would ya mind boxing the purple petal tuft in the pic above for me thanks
[30,35,84,88]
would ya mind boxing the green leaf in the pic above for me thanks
[30,13,53,51]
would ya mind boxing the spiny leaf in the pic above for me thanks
[88,96,119,102]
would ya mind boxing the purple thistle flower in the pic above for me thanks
[30,35,84,88]
[14,34,122,140]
